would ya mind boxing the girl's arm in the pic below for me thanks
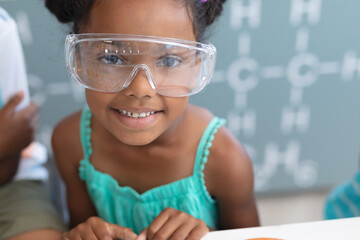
[51,112,97,228]
[206,126,260,229]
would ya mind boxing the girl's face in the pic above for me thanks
[83,0,195,146]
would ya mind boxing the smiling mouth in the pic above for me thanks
[115,109,161,118]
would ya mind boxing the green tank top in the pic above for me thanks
[79,106,226,234]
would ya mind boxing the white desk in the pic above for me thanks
[202,217,360,240]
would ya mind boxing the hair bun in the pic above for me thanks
[204,0,227,26]
[45,0,74,23]
[45,0,94,32]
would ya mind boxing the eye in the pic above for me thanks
[99,54,125,65]
[157,55,183,67]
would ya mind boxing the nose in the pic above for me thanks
[123,64,157,98]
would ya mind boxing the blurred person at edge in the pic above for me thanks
[0,7,65,240]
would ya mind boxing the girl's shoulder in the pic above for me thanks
[208,125,252,173]
[185,104,251,169]
[185,104,214,127]
[186,104,247,159]
[51,110,83,163]
[195,106,254,196]
[52,110,82,140]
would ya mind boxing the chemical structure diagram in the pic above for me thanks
[211,0,360,190]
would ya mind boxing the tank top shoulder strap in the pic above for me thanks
[80,105,93,161]
[193,116,227,175]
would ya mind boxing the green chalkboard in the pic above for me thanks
[2,0,360,193]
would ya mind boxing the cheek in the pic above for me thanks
[85,91,101,110]
[85,89,97,100]
[85,90,114,116]
[86,90,110,105]
[166,97,189,117]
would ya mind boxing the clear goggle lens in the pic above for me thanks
[65,34,216,97]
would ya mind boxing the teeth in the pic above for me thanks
[118,110,156,118]
[132,113,140,118]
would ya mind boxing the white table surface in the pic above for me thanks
[202,217,360,240]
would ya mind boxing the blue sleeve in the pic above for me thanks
[324,170,360,219]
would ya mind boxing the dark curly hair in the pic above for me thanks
[45,0,227,42]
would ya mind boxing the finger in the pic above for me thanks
[62,232,70,240]
[66,231,87,240]
[86,217,111,240]
[170,220,209,240]
[146,209,172,240]
[15,103,40,129]
[136,228,147,240]
[80,233,98,240]
[106,223,137,240]
[79,228,99,240]
[18,102,40,119]
[148,216,185,240]
[169,222,196,240]
[92,224,111,240]
[185,223,209,240]
[67,223,95,240]
[63,231,82,240]
[2,91,24,114]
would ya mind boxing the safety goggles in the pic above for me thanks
[65,33,216,97]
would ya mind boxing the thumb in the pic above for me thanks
[2,91,24,113]
[107,223,138,240]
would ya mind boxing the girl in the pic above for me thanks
[46,0,260,239]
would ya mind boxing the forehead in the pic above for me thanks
[84,0,195,42]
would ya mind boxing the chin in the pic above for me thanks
[119,135,156,146]
[127,140,153,146]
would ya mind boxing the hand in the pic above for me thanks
[0,91,39,159]
[63,216,138,240]
[137,207,209,240]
